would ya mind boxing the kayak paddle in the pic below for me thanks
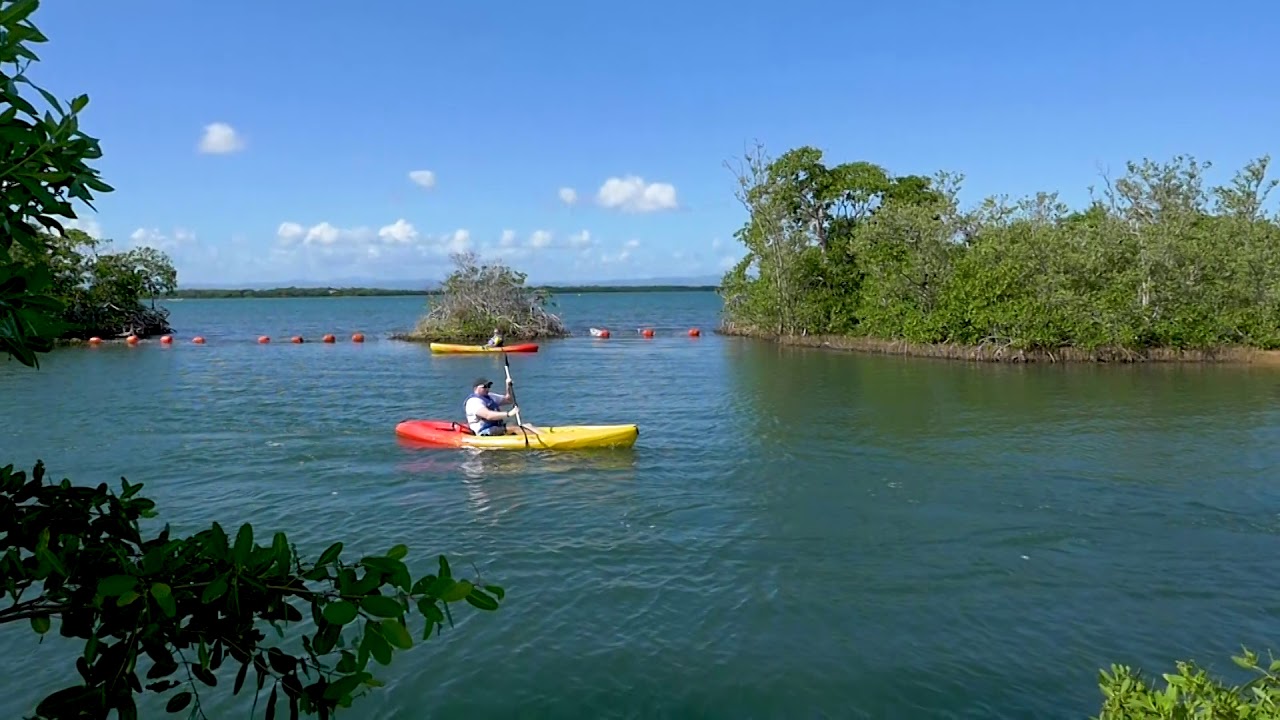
[503,353,531,448]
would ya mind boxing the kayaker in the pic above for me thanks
[485,328,503,347]
[464,376,523,435]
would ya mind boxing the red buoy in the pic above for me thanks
[641,328,654,338]
[88,337,102,345]
[352,333,365,343]
[291,335,303,344]
[160,335,173,344]
[258,336,270,344]
[126,335,139,345]
[323,334,336,343]
[688,328,701,337]
[192,336,206,344]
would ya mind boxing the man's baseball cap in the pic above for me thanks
[473,377,493,388]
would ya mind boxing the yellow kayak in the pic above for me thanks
[396,420,638,450]
[429,342,539,354]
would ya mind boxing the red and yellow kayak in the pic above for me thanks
[395,419,638,450]
[428,342,539,354]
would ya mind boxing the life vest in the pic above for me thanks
[466,391,503,432]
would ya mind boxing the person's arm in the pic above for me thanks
[491,383,517,406]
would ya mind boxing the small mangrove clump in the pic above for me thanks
[393,252,570,343]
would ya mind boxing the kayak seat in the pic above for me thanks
[452,421,475,435]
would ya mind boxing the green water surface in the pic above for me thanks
[1,291,1277,718]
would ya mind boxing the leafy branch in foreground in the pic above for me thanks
[1,460,503,719]
[1095,647,1280,719]
[0,0,115,364]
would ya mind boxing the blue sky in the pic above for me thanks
[26,0,1279,286]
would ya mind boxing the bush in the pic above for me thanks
[1096,648,1280,719]
[395,252,569,343]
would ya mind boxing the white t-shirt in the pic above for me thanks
[465,392,508,432]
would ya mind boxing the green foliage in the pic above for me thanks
[0,0,176,345]
[10,228,178,339]
[397,251,570,343]
[0,460,503,719]
[720,142,1280,354]
[1096,648,1280,719]
[0,0,116,364]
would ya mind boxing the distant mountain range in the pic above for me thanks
[178,273,724,291]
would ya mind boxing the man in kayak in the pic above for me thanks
[465,376,524,435]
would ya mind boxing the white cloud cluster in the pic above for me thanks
[595,175,678,213]
[275,219,473,257]
[558,187,577,205]
[276,221,372,246]
[408,170,436,189]
[484,228,597,253]
[129,226,198,252]
[198,122,244,154]
[378,219,418,244]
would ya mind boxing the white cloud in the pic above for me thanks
[596,175,678,213]
[277,222,304,242]
[305,222,341,245]
[445,229,471,254]
[529,230,553,249]
[558,187,577,205]
[599,248,632,264]
[128,226,197,252]
[624,238,640,249]
[198,122,245,154]
[408,170,436,189]
[276,221,373,246]
[378,219,418,244]
[711,237,724,251]
[499,229,518,247]
[568,230,592,247]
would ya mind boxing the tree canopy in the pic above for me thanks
[0,2,504,718]
[396,251,570,343]
[9,228,178,340]
[720,142,1280,360]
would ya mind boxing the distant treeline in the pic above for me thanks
[168,284,719,299]
[168,287,428,299]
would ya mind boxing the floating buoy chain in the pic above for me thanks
[586,326,701,339]
[89,332,367,346]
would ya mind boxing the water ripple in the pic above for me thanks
[2,295,1280,718]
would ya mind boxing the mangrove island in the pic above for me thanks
[717,143,1280,364]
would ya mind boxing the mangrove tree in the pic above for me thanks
[719,143,1280,360]
[395,251,570,343]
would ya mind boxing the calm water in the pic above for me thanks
[2,291,1278,718]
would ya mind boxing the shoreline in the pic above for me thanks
[716,325,1280,366]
